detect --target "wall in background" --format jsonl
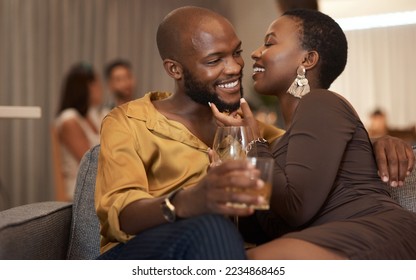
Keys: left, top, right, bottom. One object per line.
{"left": 1, "top": 0, "right": 415, "bottom": 210}
{"left": 0, "top": 0, "right": 230, "bottom": 210}
{"left": 319, "top": 0, "right": 416, "bottom": 128}
{"left": 319, "top": 0, "right": 416, "bottom": 18}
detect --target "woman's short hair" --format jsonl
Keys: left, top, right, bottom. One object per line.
{"left": 283, "top": 9, "right": 348, "bottom": 89}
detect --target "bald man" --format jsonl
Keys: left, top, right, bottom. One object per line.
{"left": 95, "top": 6, "right": 274, "bottom": 260}
{"left": 95, "top": 6, "right": 414, "bottom": 260}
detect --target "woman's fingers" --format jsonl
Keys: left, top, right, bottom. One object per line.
{"left": 209, "top": 102, "right": 244, "bottom": 126}
{"left": 210, "top": 99, "right": 262, "bottom": 141}
{"left": 240, "top": 98, "right": 261, "bottom": 139}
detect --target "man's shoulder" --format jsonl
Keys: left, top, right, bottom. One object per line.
{"left": 104, "top": 91, "right": 172, "bottom": 122}
{"left": 128, "top": 91, "right": 172, "bottom": 109}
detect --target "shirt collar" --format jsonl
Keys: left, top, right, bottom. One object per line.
{"left": 125, "top": 92, "right": 209, "bottom": 150}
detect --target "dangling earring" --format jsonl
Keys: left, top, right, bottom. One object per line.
{"left": 287, "top": 65, "right": 310, "bottom": 98}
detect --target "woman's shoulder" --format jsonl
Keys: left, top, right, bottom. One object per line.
{"left": 302, "top": 89, "right": 360, "bottom": 119}
{"left": 55, "top": 108, "right": 82, "bottom": 127}
{"left": 57, "top": 108, "right": 81, "bottom": 120}
{"left": 303, "top": 89, "right": 352, "bottom": 108}
{"left": 305, "top": 89, "right": 339, "bottom": 101}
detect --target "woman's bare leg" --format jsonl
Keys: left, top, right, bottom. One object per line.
{"left": 246, "top": 237, "right": 348, "bottom": 260}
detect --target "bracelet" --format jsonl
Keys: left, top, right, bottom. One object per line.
{"left": 247, "top": 137, "right": 268, "bottom": 152}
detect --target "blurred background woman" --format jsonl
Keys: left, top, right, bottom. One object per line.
{"left": 54, "top": 63, "right": 105, "bottom": 201}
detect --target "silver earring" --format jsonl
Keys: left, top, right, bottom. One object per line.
{"left": 287, "top": 65, "right": 310, "bottom": 98}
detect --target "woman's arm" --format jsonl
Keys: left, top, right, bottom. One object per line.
{"left": 210, "top": 99, "right": 415, "bottom": 188}
{"left": 59, "top": 118, "right": 91, "bottom": 162}
{"left": 268, "top": 93, "right": 356, "bottom": 227}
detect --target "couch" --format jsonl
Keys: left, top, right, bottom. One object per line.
{"left": 0, "top": 145, "right": 415, "bottom": 259}
{"left": 0, "top": 145, "right": 101, "bottom": 259}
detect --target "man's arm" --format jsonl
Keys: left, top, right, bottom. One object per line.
{"left": 97, "top": 107, "right": 264, "bottom": 240}
{"left": 119, "top": 160, "right": 263, "bottom": 235}
{"left": 372, "top": 135, "right": 415, "bottom": 187}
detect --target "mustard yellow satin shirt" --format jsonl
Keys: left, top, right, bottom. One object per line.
{"left": 95, "top": 92, "right": 285, "bottom": 253}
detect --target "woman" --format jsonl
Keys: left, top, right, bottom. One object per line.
{"left": 211, "top": 9, "right": 416, "bottom": 259}
{"left": 55, "top": 62, "right": 106, "bottom": 201}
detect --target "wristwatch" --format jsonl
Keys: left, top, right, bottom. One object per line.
{"left": 161, "top": 188, "right": 183, "bottom": 223}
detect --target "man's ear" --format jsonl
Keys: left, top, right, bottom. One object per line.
{"left": 302, "top": 51, "right": 319, "bottom": 70}
{"left": 163, "top": 59, "right": 183, "bottom": 79}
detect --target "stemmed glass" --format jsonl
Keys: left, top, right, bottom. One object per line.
{"left": 212, "top": 125, "right": 251, "bottom": 229}
{"left": 212, "top": 125, "right": 251, "bottom": 165}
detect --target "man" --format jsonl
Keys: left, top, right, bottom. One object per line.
{"left": 368, "top": 109, "right": 388, "bottom": 139}
{"left": 104, "top": 59, "right": 136, "bottom": 108}
{"left": 96, "top": 6, "right": 414, "bottom": 260}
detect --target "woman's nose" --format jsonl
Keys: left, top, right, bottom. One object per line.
{"left": 251, "top": 47, "right": 263, "bottom": 60}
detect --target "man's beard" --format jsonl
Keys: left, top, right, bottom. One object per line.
{"left": 183, "top": 68, "right": 243, "bottom": 113}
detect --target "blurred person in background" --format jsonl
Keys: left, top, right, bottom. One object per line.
{"left": 55, "top": 62, "right": 106, "bottom": 201}
{"left": 104, "top": 59, "right": 136, "bottom": 108}
{"left": 367, "top": 108, "right": 389, "bottom": 139}
{"left": 368, "top": 109, "right": 416, "bottom": 145}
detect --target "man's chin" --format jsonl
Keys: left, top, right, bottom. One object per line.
{"left": 212, "top": 101, "right": 240, "bottom": 113}
{"left": 212, "top": 94, "right": 242, "bottom": 113}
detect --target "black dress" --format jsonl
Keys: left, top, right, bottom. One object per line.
{"left": 253, "top": 89, "right": 416, "bottom": 259}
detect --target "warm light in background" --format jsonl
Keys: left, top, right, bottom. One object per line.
{"left": 337, "top": 10, "right": 416, "bottom": 31}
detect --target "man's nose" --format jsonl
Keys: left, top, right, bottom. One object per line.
{"left": 224, "top": 57, "right": 243, "bottom": 74}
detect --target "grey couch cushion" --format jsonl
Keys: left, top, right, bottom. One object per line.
{"left": 0, "top": 201, "right": 72, "bottom": 259}
{"left": 67, "top": 145, "right": 101, "bottom": 259}
{"left": 389, "top": 148, "right": 416, "bottom": 212}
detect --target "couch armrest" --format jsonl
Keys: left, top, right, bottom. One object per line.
{"left": 390, "top": 174, "right": 416, "bottom": 212}
{"left": 0, "top": 201, "right": 72, "bottom": 259}
{"left": 389, "top": 148, "right": 416, "bottom": 212}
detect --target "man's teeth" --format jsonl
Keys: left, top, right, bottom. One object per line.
{"left": 217, "top": 80, "right": 239, "bottom": 88}
{"left": 253, "top": 67, "right": 265, "bottom": 73}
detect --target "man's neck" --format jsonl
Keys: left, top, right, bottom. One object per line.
{"left": 157, "top": 93, "right": 213, "bottom": 119}
{"left": 153, "top": 93, "right": 217, "bottom": 146}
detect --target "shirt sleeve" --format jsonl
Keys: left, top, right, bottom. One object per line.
{"left": 95, "top": 107, "right": 153, "bottom": 244}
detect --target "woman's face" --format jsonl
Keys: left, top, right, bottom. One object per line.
{"left": 251, "top": 16, "right": 307, "bottom": 96}
{"left": 88, "top": 78, "right": 103, "bottom": 107}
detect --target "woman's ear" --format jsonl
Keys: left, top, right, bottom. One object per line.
{"left": 163, "top": 59, "right": 183, "bottom": 80}
{"left": 302, "top": 51, "right": 319, "bottom": 70}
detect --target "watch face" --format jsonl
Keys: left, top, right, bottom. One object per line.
{"left": 161, "top": 199, "right": 176, "bottom": 222}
